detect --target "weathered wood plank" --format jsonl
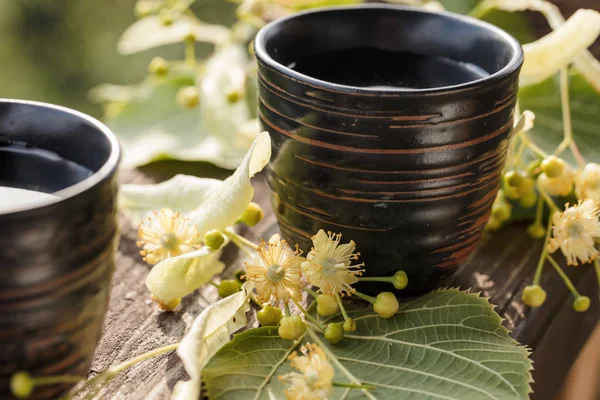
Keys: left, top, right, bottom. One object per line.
{"left": 87, "top": 171, "right": 598, "bottom": 399}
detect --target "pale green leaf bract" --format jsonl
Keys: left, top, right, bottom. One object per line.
{"left": 119, "top": 174, "right": 222, "bottom": 224}
{"left": 172, "top": 282, "right": 254, "bottom": 400}
{"left": 118, "top": 15, "right": 229, "bottom": 55}
{"left": 203, "top": 290, "right": 533, "bottom": 400}
{"left": 145, "top": 245, "right": 226, "bottom": 306}
{"left": 119, "top": 131, "right": 271, "bottom": 234}
{"left": 519, "top": 73, "right": 600, "bottom": 164}
{"left": 199, "top": 43, "right": 258, "bottom": 156}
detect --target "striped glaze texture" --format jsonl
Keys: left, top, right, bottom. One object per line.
{"left": 256, "top": 5, "right": 523, "bottom": 294}
{"left": 0, "top": 100, "right": 120, "bottom": 399}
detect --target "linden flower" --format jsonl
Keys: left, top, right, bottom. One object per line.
{"left": 575, "top": 163, "right": 600, "bottom": 202}
{"left": 244, "top": 234, "right": 303, "bottom": 303}
{"left": 279, "top": 344, "right": 334, "bottom": 400}
{"left": 302, "top": 230, "right": 365, "bottom": 296}
{"left": 548, "top": 200, "right": 600, "bottom": 266}
{"left": 137, "top": 208, "right": 202, "bottom": 265}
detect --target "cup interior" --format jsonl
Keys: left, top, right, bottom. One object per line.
{"left": 256, "top": 5, "right": 522, "bottom": 91}
{"left": 0, "top": 100, "right": 119, "bottom": 213}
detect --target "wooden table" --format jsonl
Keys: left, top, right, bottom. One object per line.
{"left": 88, "top": 167, "right": 599, "bottom": 400}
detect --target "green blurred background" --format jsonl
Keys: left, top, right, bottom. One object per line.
{"left": 0, "top": 0, "right": 595, "bottom": 120}
{"left": 0, "top": 0, "right": 238, "bottom": 118}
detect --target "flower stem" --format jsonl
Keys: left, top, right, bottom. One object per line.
{"left": 333, "top": 382, "right": 376, "bottom": 390}
{"left": 533, "top": 216, "right": 553, "bottom": 285}
{"left": 546, "top": 254, "right": 580, "bottom": 298}
{"left": 292, "top": 298, "right": 324, "bottom": 331}
{"left": 223, "top": 228, "right": 258, "bottom": 257}
{"left": 358, "top": 276, "right": 392, "bottom": 283}
{"left": 209, "top": 281, "right": 219, "bottom": 289}
{"left": 515, "top": 141, "right": 527, "bottom": 169}
{"left": 284, "top": 302, "right": 291, "bottom": 317}
{"left": 533, "top": 195, "right": 544, "bottom": 228}
{"left": 520, "top": 133, "right": 548, "bottom": 159}
{"left": 335, "top": 294, "right": 351, "bottom": 322}
{"left": 107, "top": 343, "right": 179, "bottom": 375}
{"left": 594, "top": 259, "right": 600, "bottom": 301}
{"left": 353, "top": 291, "right": 376, "bottom": 305}
{"left": 305, "top": 288, "right": 319, "bottom": 299}
{"left": 33, "top": 375, "right": 83, "bottom": 386}
{"left": 249, "top": 294, "right": 262, "bottom": 307}
{"left": 554, "top": 68, "right": 586, "bottom": 167}
{"left": 468, "top": 2, "right": 492, "bottom": 19}
{"left": 63, "top": 343, "right": 179, "bottom": 398}
{"left": 185, "top": 36, "right": 196, "bottom": 67}
{"left": 555, "top": 68, "right": 573, "bottom": 156}
{"left": 539, "top": 188, "right": 560, "bottom": 213}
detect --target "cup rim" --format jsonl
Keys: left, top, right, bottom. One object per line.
{"left": 255, "top": 4, "right": 524, "bottom": 96}
{"left": 0, "top": 99, "right": 120, "bottom": 217}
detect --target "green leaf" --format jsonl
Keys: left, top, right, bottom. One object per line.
{"left": 204, "top": 290, "right": 533, "bottom": 400}
{"left": 519, "top": 73, "right": 600, "bottom": 163}
{"left": 94, "top": 68, "right": 249, "bottom": 169}
{"left": 438, "top": 0, "right": 479, "bottom": 14}
{"left": 480, "top": 10, "right": 534, "bottom": 44}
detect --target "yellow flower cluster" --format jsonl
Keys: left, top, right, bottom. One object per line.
{"left": 279, "top": 344, "right": 334, "bottom": 400}
{"left": 244, "top": 230, "right": 366, "bottom": 304}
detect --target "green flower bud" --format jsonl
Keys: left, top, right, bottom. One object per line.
{"left": 238, "top": 202, "right": 264, "bottom": 226}
{"left": 11, "top": 371, "right": 34, "bottom": 399}
{"left": 504, "top": 171, "right": 523, "bottom": 188}
{"left": 573, "top": 296, "right": 591, "bottom": 312}
{"left": 226, "top": 88, "right": 243, "bottom": 104}
{"left": 148, "top": 57, "right": 169, "bottom": 76}
{"left": 343, "top": 318, "right": 356, "bottom": 332}
{"left": 491, "top": 200, "right": 512, "bottom": 221}
{"left": 176, "top": 86, "right": 200, "bottom": 109}
{"left": 392, "top": 270, "right": 408, "bottom": 290}
{"left": 324, "top": 323, "right": 344, "bottom": 344}
{"left": 159, "top": 9, "right": 177, "bottom": 26}
{"left": 373, "top": 292, "right": 399, "bottom": 318}
{"left": 234, "top": 269, "right": 246, "bottom": 283}
{"left": 278, "top": 316, "right": 306, "bottom": 340}
{"left": 218, "top": 280, "right": 240, "bottom": 298}
{"left": 521, "top": 285, "right": 546, "bottom": 308}
{"left": 518, "top": 177, "right": 536, "bottom": 195}
{"left": 204, "top": 229, "right": 225, "bottom": 250}
{"left": 257, "top": 305, "right": 283, "bottom": 326}
{"left": 485, "top": 216, "right": 502, "bottom": 232}
{"left": 519, "top": 191, "right": 537, "bottom": 208}
{"left": 503, "top": 184, "right": 520, "bottom": 200}
{"left": 316, "top": 294, "right": 339, "bottom": 317}
{"left": 541, "top": 155, "right": 565, "bottom": 178}
{"left": 526, "top": 224, "right": 546, "bottom": 239}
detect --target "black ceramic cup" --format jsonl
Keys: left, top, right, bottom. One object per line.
{"left": 0, "top": 100, "right": 120, "bottom": 399}
{"left": 255, "top": 5, "right": 523, "bottom": 294}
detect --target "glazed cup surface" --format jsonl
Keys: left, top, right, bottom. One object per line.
{"left": 255, "top": 5, "right": 523, "bottom": 294}
{"left": 0, "top": 100, "right": 120, "bottom": 399}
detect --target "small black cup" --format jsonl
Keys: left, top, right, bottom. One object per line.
{"left": 255, "top": 5, "right": 523, "bottom": 294}
{"left": 0, "top": 100, "right": 120, "bottom": 399}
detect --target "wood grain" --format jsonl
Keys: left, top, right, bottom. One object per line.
{"left": 82, "top": 168, "right": 599, "bottom": 399}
